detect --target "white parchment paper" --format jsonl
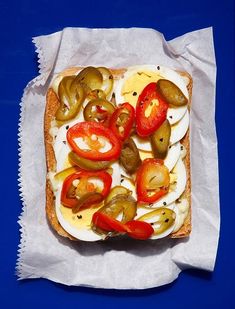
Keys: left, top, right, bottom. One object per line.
{"left": 16, "top": 27, "right": 220, "bottom": 289}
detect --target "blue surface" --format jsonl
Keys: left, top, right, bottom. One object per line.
{"left": 0, "top": 0, "right": 234, "bottom": 308}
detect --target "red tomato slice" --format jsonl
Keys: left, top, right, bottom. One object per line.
{"left": 67, "top": 122, "right": 121, "bottom": 161}
{"left": 125, "top": 220, "right": 154, "bottom": 240}
{"left": 109, "top": 103, "right": 135, "bottom": 141}
{"left": 136, "top": 83, "right": 168, "bottom": 137}
{"left": 61, "top": 171, "right": 112, "bottom": 208}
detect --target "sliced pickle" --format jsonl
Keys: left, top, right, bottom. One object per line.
{"left": 56, "top": 76, "right": 85, "bottom": 121}
{"left": 83, "top": 99, "right": 115, "bottom": 126}
{"left": 75, "top": 67, "right": 103, "bottom": 92}
{"left": 54, "top": 166, "right": 80, "bottom": 183}
{"left": 87, "top": 89, "right": 106, "bottom": 100}
{"left": 72, "top": 192, "right": 104, "bottom": 213}
{"left": 138, "top": 208, "right": 176, "bottom": 235}
{"left": 99, "top": 194, "right": 137, "bottom": 223}
{"left": 151, "top": 119, "right": 171, "bottom": 159}
{"left": 157, "top": 79, "right": 188, "bottom": 106}
{"left": 97, "top": 67, "right": 114, "bottom": 96}
{"left": 68, "top": 151, "right": 111, "bottom": 171}
{"left": 120, "top": 138, "right": 142, "bottom": 174}
{"left": 105, "top": 186, "right": 131, "bottom": 204}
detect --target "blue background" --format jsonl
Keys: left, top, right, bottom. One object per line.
{"left": 0, "top": 0, "right": 234, "bottom": 308}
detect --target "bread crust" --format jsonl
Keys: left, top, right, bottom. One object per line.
{"left": 44, "top": 67, "right": 192, "bottom": 240}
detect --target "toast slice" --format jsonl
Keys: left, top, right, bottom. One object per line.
{"left": 44, "top": 67, "right": 192, "bottom": 240}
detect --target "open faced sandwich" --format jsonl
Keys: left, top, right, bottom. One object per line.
{"left": 45, "top": 65, "right": 192, "bottom": 241}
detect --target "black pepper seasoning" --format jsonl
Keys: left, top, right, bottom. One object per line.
{"left": 169, "top": 116, "right": 173, "bottom": 119}
{"left": 157, "top": 66, "right": 160, "bottom": 70}
{"left": 77, "top": 215, "right": 82, "bottom": 219}
{"left": 160, "top": 138, "right": 164, "bottom": 142}
{"left": 66, "top": 125, "right": 69, "bottom": 130}
{"left": 63, "top": 141, "right": 66, "bottom": 145}
{"left": 163, "top": 202, "right": 167, "bottom": 206}
{"left": 133, "top": 91, "right": 137, "bottom": 96}
{"left": 165, "top": 218, "right": 169, "bottom": 223}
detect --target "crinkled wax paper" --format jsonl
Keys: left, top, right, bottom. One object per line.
{"left": 16, "top": 27, "right": 219, "bottom": 289}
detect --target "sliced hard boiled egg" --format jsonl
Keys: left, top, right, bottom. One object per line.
{"left": 55, "top": 184, "right": 103, "bottom": 241}
{"left": 170, "top": 109, "right": 189, "bottom": 145}
{"left": 133, "top": 135, "right": 151, "bottom": 152}
{"left": 167, "top": 105, "right": 187, "bottom": 125}
{"left": 120, "top": 175, "right": 137, "bottom": 200}
{"left": 164, "top": 142, "right": 181, "bottom": 171}
{"left": 115, "top": 65, "right": 189, "bottom": 108}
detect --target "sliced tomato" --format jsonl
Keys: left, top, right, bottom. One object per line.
{"left": 125, "top": 220, "right": 154, "bottom": 240}
{"left": 136, "top": 158, "right": 170, "bottom": 203}
{"left": 109, "top": 103, "right": 135, "bottom": 141}
{"left": 92, "top": 212, "right": 154, "bottom": 240}
{"left": 67, "top": 122, "right": 121, "bottom": 161}
{"left": 61, "top": 170, "right": 112, "bottom": 208}
{"left": 136, "top": 83, "right": 168, "bottom": 137}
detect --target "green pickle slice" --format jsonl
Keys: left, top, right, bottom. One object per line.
{"left": 138, "top": 207, "right": 176, "bottom": 235}
{"left": 151, "top": 119, "right": 171, "bottom": 159}
{"left": 157, "top": 79, "right": 188, "bottom": 106}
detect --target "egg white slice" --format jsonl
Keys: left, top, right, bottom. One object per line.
{"left": 143, "top": 157, "right": 187, "bottom": 208}
{"left": 164, "top": 142, "right": 181, "bottom": 171}
{"left": 133, "top": 135, "right": 151, "bottom": 152}
{"left": 120, "top": 176, "right": 137, "bottom": 200}
{"left": 167, "top": 105, "right": 187, "bottom": 125}
{"left": 170, "top": 109, "right": 189, "bottom": 145}
{"left": 135, "top": 203, "right": 176, "bottom": 239}
{"left": 55, "top": 184, "right": 103, "bottom": 241}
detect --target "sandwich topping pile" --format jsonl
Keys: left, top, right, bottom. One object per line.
{"left": 46, "top": 65, "right": 191, "bottom": 241}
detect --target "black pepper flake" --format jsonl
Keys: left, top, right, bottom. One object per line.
{"left": 151, "top": 223, "right": 154, "bottom": 226}
{"left": 149, "top": 203, "right": 153, "bottom": 207}
{"left": 181, "top": 146, "right": 184, "bottom": 150}
{"left": 169, "top": 145, "right": 172, "bottom": 149}
{"left": 163, "top": 202, "right": 167, "bottom": 206}
{"left": 157, "top": 66, "right": 160, "bottom": 70}
{"left": 160, "top": 138, "right": 164, "bottom": 142}
{"left": 169, "top": 116, "right": 173, "bottom": 119}
{"left": 77, "top": 215, "right": 82, "bottom": 219}
{"left": 109, "top": 75, "right": 113, "bottom": 80}
{"left": 120, "top": 178, "right": 124, "bottom": 183}
{"left": 165, "top": 218, "right": 169, "bottom": 223}
{"left": 53, "top": 196, "right": 56, "bottom": 200}
{"left": 66, "top": 125, "right": 69, "bottom": 130}
{"left": 133, "top": 91, "right": 137, "bottom": 96}
{"left": 63, "top": 141, "right": 66, "bottom": 144}
{"left": 162, "top": 212, "right": 166, "bottom": 215}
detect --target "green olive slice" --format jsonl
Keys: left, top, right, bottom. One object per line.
{"left": 83, "top": 99, "right": 115, "bottom": 125}
{"left": 138, "top": 208, "right": 176, "bottom": 235}
{"left": 56, "top": 76, "right": 85, "bottom": 121}
{"left": 105, "top": 186, "right": 131, "bottom": 204}
{"left": 151, "top": 119, "right": 171, "bottom": 159}
{"left": 72, "top": 192, "right": 104, "bottom": 213}
{"left": 97, "top": 67, "right": 114, "bottom": 96}
{"left": 120, "top": 138, "right": 142, "bottom": 174}
{"left": 75, "top": 67, "right": 103, "bottom": 92}
{"left": 68, "top": 151, "right": 111, "bottom": 171}
{"left": 157, "top": 79, "right": 188, "bottom": 106}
